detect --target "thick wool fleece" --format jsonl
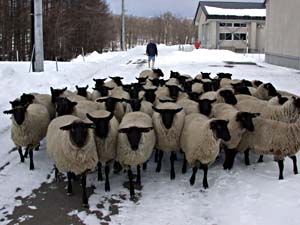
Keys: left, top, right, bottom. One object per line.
{"left": 176, "top": 99, "right": 199, "bottom": 115}
{"left": 125, "top": 101, "right": 154, "bottom": 117}
{"left": 30, "top": 93, "right": 55, "bottom": 119}
{"left": 46, "top": 115, "right": 98, "bottom": 175}
{"left": 11, "top": 103, "right": 50, "bottom": 147}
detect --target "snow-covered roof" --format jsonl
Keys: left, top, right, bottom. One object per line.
{"left": 205, "top": 6, "right": 266, "bottom": 17}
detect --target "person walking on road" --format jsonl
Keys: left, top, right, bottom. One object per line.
{"left": 146, "top": 40, "right": 158, "bottom": 69}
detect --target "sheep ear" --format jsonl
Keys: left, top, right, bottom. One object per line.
{"left": 50, "top": 87, "right": 54, "bottom": 93}
{"left": 119, "top": 128, "right": 129, "bottom": 133}
{"left": 107, "top": 87, "right": 114, "bottom": 90}
{"left": 60, "top": 124, "right": 73, "bottom": 130}
{"left": 71, "top": 102, "right": 78, "bottom": 107}
{"left": 209, "top": 99, "right": 217, "bottom": 104}
{"left": 76, "top": 85, "right": 79, "bottom": 89}
{"left": 63, "top": 87, "right": 67, "bottom": 91}
{"left": 3, "top": 109, "right": 14, "bottom": 114}
{"left": 174, "top": 107, "right": 183, "bottom": 113}
{"left": 86, "top": 113, "right": 95, "bottom": 122}
{"left": 152, "top": 106, "right": 161, "bottom": 113}
{"left": 85, "top": 85, "right": 89, "bottom": 89}
{"left": 96, "top": 98, "right": 107, "bottom": 103}
{"left": 139, "top": 127, "right": 153, "bottom": 133}
{"left": 107, "top": 112, "right": 114, "bottom": 121}
{"left": 210, "top": 121, "right": 217, "bottom": 130}
{"left": 93, "top": 78, "right": 97, "bottom": 82}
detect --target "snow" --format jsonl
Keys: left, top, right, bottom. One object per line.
{"left": 205, "top": 6, "right": 266, "bottom": 17}
{"left": 0, "top": 45, "right": 300, "bottom": 225}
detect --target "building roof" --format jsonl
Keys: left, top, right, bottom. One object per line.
{"left": 194, "top": 1, "right": 266, "bottom": 24}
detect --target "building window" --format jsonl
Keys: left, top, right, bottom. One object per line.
{"left": 234, "top": 33, "right": 247, "bottom": 40}
{"left": 219, "top": 33, "right": 232, "bottom": 40}
{"left": 234, "top": 23, "right": 247, "bottom": 27}
{"left": 220, "top": 23, "right": 232, "bottom": 27}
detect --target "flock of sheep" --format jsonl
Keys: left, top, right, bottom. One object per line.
{"left": 3, "top": 68, "right": 300, "bottom": 207}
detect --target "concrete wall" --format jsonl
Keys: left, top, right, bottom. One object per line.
{"left": 265, "top": 0, "right": 300, "bottom": 69}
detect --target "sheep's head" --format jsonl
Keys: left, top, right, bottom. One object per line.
{"left": 211, "top": 79, "right": 221, "bottom": 91}
{"left": 231, "top": 83, "right": 252, "bottom": 95}
{"left": 210, "top": 119, "right": 231, "bottom": 142}
{"left": 153, "top": 68, "right": 164, "bottom": 78}
{"left": 76, "top": 85, "right": 89, "bottom": 97}
{"left": 201, "top": 72, "right": 212, "bottom": 80}
{"left": 50, "top": 87, "right": 67, "bottom": 103}
{"left": 252, "top": 80, "right": 263, "bottom": 88}
{"left": 3, "top": 104, "right": 29, "bottom": 125}
{"left": 93, "top": 86, "right": 113, "bottom": 97}
{"left": 182, "top": 80, "right": 193, "bottom": 92}
{"left": 149, "top": 78, "right": 160, "bottom": 87}
{"left": 241, "top": 79, "right": 253, "bottom": 87}
{"left": 187, "top": 92, "right": 202, "bottom": 101}
{"left": 135, "top": 77, "right": 148, "bottom": 84}
{"left": 277, "top": 94, "right": 288, "bottom": 105}
{"left": 123, "top": 98, "right": 143, "bottom": 112}
{"left": 219, "top": 89, "right": 237, "bottom": 105}
{"left": 194, "top": 79, "right": 212, "bottom": 92}
{"left": 93, "top": 78, "right": 107, "bottom": 89}
{"left": 86, "top": 112, "right": 113, "bottom": 139}
{"left": 217, "top": 72, "right": 232, "bottom": 79}
{"left": 60, "top": 121, "right": 94, "bottom": 148}
{"left": 153, "top": 106, "right": 183, "bottom": 129}
{"left": 292, "top": 97, "right": 300, "bottom": 108}
{"left": 123, "top": 83, "right": 143, "bottom": 99}
{"left": 263, "top": 83, "right": 277, "bottom": 97}
{"left": 170, "top": 70, "right": 180, "bottom": 79}
{"left": 143, "top": 87, "right": 157, "bottom": 103}
{"left": 109, "top": 76, "right": 124, "bottom": 86}
{"left": 97, "top": 97, "right": 122, "bottom": 113}
{"left": 119, "top": 126, "right": 153, "bottom": 151}
{"left": 166, "top": 85, "right": 183, "bottom": 100}
{"left": 20, "top": 93, "right": 35, "bottom": 105}
{"left": 236, "top": 112, "right": 260, "bottom": 132}
{"left": 55, "top": 97, "right": 77, "bottom": 117}
{"left": 196, "top": 99, "right": 216, "bottom": 116}
{"left": 9, "top": 99, "right": 22, "bottom": 108}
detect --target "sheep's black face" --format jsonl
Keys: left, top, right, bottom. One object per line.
{"left": 201, "top": 72, "right": 211, "bottom": 80}
{"left": 136, "top": 77, "right": 148, "bottom": 84}
{"left": 167, "top": 85, "right": 182, "bottom": 100}
{"left": 202, "top": 82, "right": 213, "bottom": 92}
{"left": 211, "top": 79, "right": 220, "bottom": 91}
{"left": 60, "top": 122, "right": 93, "bottom": 148}
{"left": 198, "top": 99, "right": 215, "bottom": 116}
{"left": 50, "top": 87, "right": 67, "bottom": 103}
{"left": 87, "top": 113, "right": 113, "bottom": 139}
{"left": 217, "top": 73, "right": 232, "bottom": 79}
{"left": 130, "top": 99, "right": 142, "bottom": 112}
{"left": 153, "top": 68, "right": 164, "bottom": 78}
{"left": 183, "top": 80, "right": 193, "bottom": 92}
{"left": 105, "top": 98, "right": 120, "bottom": 113}
{"left": 119, "top": 127, "right": 153, "bottom": 151}
{"left": 55, "top": 97, "right": 77, "bottom": 117}
{"left": 188, "top": 92, "right": 201, "bottom": 101}
{"left": 144, "top": 89, "right": 156, "bottom": 103}
{"left": 150, "top": 78, "right": 160, "bottom": 87}
{"left": 236, "top": 112, "right": 260, "bottom": 132}
{"left": 170, "top": 71, "right": 180, "bottom": 79}
{"left": 264, "top": 83, "right": 277, "bottom": 97}
{"left": 253, "top": 80, "right": 263, "bottom": 87}
{"left": 109, "top": 76, "right": 123, "bottom": 86}
{"left": 4, "top": 105, "right": 28, "bottom": 125}
{"left": 223, "top": 147, "right": 238, "bottom": 170}
{"left": 129, "top": 84, "right": 143, "bottom": 99}
{"left": 93, "top": 86, "right": 113, "bottom": 97}
{"left": 241, "top": 79, "right": 253, "bottom": 87}
{"left": 210, "top": 120, "right": 231, "bottom": 142}
{"left": 76, "top": 85, "right": 88, "bottom": 97}
{"left": 232, "top": 85, "right": 251, "bottom": 95}
{"left": 9, "top": 99, "right": 22, "bottom": 108}
{"left": 20, "top": 93, "right": 35, "bottom": 105}
{"left": 153, "top": 107, "right": 183, "bottom": 129}
{"left": 219, "top": 90, "right": 237, "bottom": 105}
{"left": 93, "top": 78, "right": 106, "bottom": 89}
{"left": 293, "top": 97, "right": 300, "bottom": 108}
{"left": 278, "top": 95, "right": 288, "bottom": 105}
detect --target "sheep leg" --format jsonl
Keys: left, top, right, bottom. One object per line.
{"left": 54, "top": 165, "right": 59, "bottom": 181}
{"left": 128, "top": 168, "right": 135, "bottom": 199}
{"left": 244, "top": 149, "right": 250, "bottom": 166}
{"left": 18, "top": 147, "right": 24, "bottom": 163}
{"left": 156, "top": 150, "right": 164, "bottom": 173}
{"left": 257, "top": 155, "right": 264, "bottom": 163}
{"left": 24, "top": 147, "right": 29, "bottom": 158}
{"left": 202, "top": 164, "right": 209, "bottom": 189}
{"left": 29, "top": 148, "right": 34, "bottom": 170}
{"left": 67, "top": 172, "right": 73, "bottom": 196}
{"left": 278, "top": 160, "right": 284, "bottom": 180}
{"left": 154, "top": 149, "right": 159, "bottom": 163}
{"left": 223, "top": 148, "right": 237, "bottom": 170}
{"left": 105, "top": 165, "right": 110, "bottom": 192}
{"left": 182, "top": 152, "right": 187, "bottom": 174}
{"left": 143, "top": 161, "right": 147, "bottom": 171}
{"left": 35, "top": 144, "right": 40, "bottom": 151}
{"left": 81, "top": 175, "right": 88, "bottom": 208}
{"left": 136, "top": 165, "right": 141, "bottom": 186}
{"left": 113, "top": 161, "right": 123, "bottom": 174}
{"left": 190, "top": 167, "right": 198, "bottom": 186}
{"left": 170, "top": 152, "right": 176, "bottom": 180}
{"left": 289, "top": 156, "right": 298, "bottom": 174}
{"left": 97, "top": 162, "right": 103, "bottom": 181}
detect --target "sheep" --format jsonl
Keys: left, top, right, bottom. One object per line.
{"left": 176, "top": 98, "right": 216, "bottom": 117}
{"left": 117, "top": 112, "right": 155, "bottom": 199}
{"left": 180, "top": 113, "right": 230, "bottom": 189}
{"left": 268, "top": 94, "right": 289, "bottom": 106}
{"left": 251, "top": 80, "right": 263, "bottom": 88}
{"left": 194, "top": 72, "right": 212, "bottom": 80}
{"left": 86, "top": 111, "right": 119, "bottom": 192}
{"left": 252, "top": 83, "right": 278, "bottom": 100}
{"left": 235, "top": 97, "right": 300, "bottom": 123}
{"left": 236, "top": 117, "right": 300, "bottom": 180}
{"left": 152, "top": 102, "right": 185, "bottom": 179}
{"left": 46, "top": 115, "right": 98, "bottom": 207}
{"left": 93, "top": 78, "right": 107, "bottom": 88}
{"left": 200, "top": 87, "right": 237, "bottom": 105}
{"left": 216, "top": 72, "right": 232, "bottom": 79}
{"left": 75, "top": 85, "right": 92, "bottom": 100}
{"left": 212, "top": 103, "right": 260, "bottom": 168}
{"left": 96, "top": 96, "right": 125, "bottom": 122}
{"left": 50, "top": 87, "right": 74, "bottom": 103}
{"left": 142, "top": 86, "right": 157, "bottom": 103}
{"left": 91, "top": 86, "right": 114, "bottom": 101}
{"left": 3, "top": 103, "right": 50, "bottom": 170}
{"left": 139, "top": 68, "right": 164, "bottom": 79}
{"left": 124, "top": 98, "right": 153, "bottom": 117}
{"left": 20, "top": 93, "right": 55, "bottom": 119}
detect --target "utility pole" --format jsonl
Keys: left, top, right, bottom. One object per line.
{"left": 121, "top": 0, "right": 126, "bottom": 51}
{"left": 34, "top": 0, "right": 44, "bottom": 72}
{"left": 30, "top": 0, "right": 35, "bottom": 71}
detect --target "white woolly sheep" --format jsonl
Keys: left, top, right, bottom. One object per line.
{"left": 46, "top": 115, "right": 98, "bottom": 206}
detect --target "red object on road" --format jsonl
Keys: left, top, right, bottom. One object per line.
{"left": 194, "top": 41, "right": 201, "bottom": 49}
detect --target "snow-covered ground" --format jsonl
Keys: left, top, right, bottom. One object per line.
{"left": 0, "top": 45, "right": 300, "bottom": 225}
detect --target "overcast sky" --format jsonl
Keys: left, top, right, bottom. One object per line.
{"left": 105, "top": 0, "right": 264, "bottom": 18}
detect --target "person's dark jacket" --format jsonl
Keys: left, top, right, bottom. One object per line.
{"left": 146, "top": 43, "right": 158, "bottom": 56}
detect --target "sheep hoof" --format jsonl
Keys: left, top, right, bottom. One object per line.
{"left": 279, "top": 176, "right": 284, "bottom": 180}
{"left": 190, "top": 178, "right": 195, "bottom": 186}
{"left": 30, "top": 165, "right": 34, "bottom": 170}
{"left": 294, "top": 170, "right": 298, "bottom": 175}
{"left": 170, "top": 173, "right": 175, "bottom": 180}
{"left": 203, "top": 182, "right": 209, "bottom": 189}
{"left": 105, "top": 185, "right": 110, "bottom": 192}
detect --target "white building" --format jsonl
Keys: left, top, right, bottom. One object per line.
{"left": 194, "top": 1, "right": 266, "bottom": 53}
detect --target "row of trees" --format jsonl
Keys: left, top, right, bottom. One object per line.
{"left": 0, "top": 1, "right": 196, "bottom": 61}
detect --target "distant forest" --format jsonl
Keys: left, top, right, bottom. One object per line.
{"left": 0, "top": 0, "right": 196, "bottom": 61}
